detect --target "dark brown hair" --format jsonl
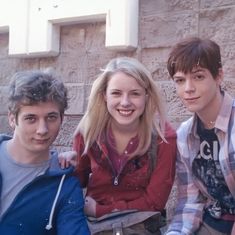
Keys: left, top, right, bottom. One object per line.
{"left": 167, "top": 37, "right": 222, "bottom": 78}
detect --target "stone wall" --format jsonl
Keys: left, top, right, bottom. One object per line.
{"left": 0, "top": 0, "right": 235, "bottom": 220}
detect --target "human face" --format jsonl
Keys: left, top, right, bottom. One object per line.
{"left": 8, "top": 101, "right": 62, "bottom": 163}
{"left": 105, "top": 72, "right": 147, "bottom": 131}
{"left": 173, "top": 67, "right": 223, "bottom": 116}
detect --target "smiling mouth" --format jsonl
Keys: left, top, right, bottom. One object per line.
{"left": 118, "top": 110, "right": 133, "bottom": 116}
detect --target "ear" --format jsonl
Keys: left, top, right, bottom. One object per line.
{"left": 103, "top": 92, "right": 107, "bottom": 102}
{"left": 216, "top": 68, "right": 224, "bottom": 86}
{"left": 60, "top": 114, "right": 64, "bottom": 123}
{"left": 145, "top": 93, "right": 149, "bottom": 101}
{"left": 8, "top": 112, "right": 16, "bottom": 129}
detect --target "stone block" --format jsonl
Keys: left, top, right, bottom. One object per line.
{"left": 0, "top": 115, "right": 12, "bottom": 135}
{"left": 0, "top": 86, "right": 9, "bottom": 114}
{"left": 157, "top": 81, "right": 193, "bottom": 118}
{"left": 199, "top": 8, "right": 235, "bottom": 43}
{"left": 66, "top": 84, "right": 86, "bottom": 115}
{"left": 200, "top": 0, "right": 235, "bottom": 9}
{"left": 221, "top": 44, "right": 235, "bottom": 79}
{"left": 0, "top": 58, "right": 38, "bottom": 85}
{"left": 53, "top": 115, "right": 81, "bottom": 148}
{"left": 140, "top": 13, "right": 198, "bottom": 48}
{"left": 140, "top": 0, "right": 198, "bottom": 16}
{"left": 222, "top": 79, "right": 235, "bottom": 97}
{"left": 141, "top": 48, "right": 171, "bottom": 81}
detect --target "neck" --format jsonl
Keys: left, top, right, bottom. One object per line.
{"left": 7, "top": 139, "right": 49, "bottom": 164}
{"left": 110, "top": 122, "right": 138, "bottom": 155}
{"left": 110, "top": 120, "right": 138, "bottom": 137}
{"left": 197, "top": 91, "right": 223, "bottom": 129}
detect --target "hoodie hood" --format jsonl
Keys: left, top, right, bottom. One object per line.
{"left": 0, "top": 134, "right": 11, "bottom": 143}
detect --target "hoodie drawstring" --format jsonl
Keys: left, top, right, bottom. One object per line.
{"left": 45, "top": 174, "right": 66, "bottom": 230}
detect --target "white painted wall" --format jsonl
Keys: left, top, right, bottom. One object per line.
{"left": 0, "top": 0, "right": 139, "bottom": 57}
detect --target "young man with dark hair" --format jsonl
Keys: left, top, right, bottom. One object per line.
{"left": 166, "top": 37, "right": 235, "bottom": 235}
{"left": 0, "top": 70, "right": 90, "bottom": 235}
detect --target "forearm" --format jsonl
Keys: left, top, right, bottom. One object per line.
{"left": 95, "top": 187, "right": 171, "bottom": 218}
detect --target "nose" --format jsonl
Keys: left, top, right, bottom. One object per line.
{"left": 36, "top": 120, "right": 48, "bottom": 135}
{"left": 184, "top": 79, "right": 195, "bottom": 93}
{"left": 120, "top": 94, "right": 131, "bottom": 106}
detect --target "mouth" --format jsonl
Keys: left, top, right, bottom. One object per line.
{"left": 184, "top": 97, "right": 200, "bottom": 102}
{"left": 118, "top": 109, "right": 134, "bottom": 116}
{"left": 34, "top": 138, "right": 50, "bottom": 144}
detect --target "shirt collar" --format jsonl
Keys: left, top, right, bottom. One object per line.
{"left": 189, "top": 92, "right": 234, "bottom": 135}
{"left": 215, "top": 92, "right": 234, "bottom": 132}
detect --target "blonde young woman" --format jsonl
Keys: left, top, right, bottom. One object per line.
{"left": 61, "top": 57, "right": 177, "bottom": 234}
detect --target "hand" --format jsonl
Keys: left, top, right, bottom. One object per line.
{"left": 84, "top": 196, "right": 97, "bottom": 217}
{"left": 58, "top": 151, "right": 77, "bottom": 169}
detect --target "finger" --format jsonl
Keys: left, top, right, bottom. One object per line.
{"left": 70, "top": 159, "right": 78, "bottom": 167}
{"left": 66, "top": 160, "right": 70, "bottom": 168}
{"left": 59, "top": 159, "right": 66, "bottom": 169}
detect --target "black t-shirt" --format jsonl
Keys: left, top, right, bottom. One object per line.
{"left": 192, "top": 121, "right": 235, "bottom": 233}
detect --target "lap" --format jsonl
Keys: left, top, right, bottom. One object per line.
{"left": 94, "top": 222, "right": 161, "bottom": 235}
{"left": 196, "top": 222, "right": 230, "bottom": 235}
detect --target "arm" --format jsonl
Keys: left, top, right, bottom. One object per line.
{"left": 166, "top": 125, "right": 205, "bottom": 235}
{"left": 125, "top": 133, "right": 177, "bottom": 210}
{"left": 57, "top": 177, "right": 90, "bottom": 235}
{"left": 166, "top": 153, "right": 204, "bottom": 235}
{"left": 73, "top": 134, "right": 91, "bottom": 187}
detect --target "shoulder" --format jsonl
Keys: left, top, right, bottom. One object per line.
{"left": 163, "top": 122, "right": 177, "bottom": 140}
{"left": 177, "top": 117, "right": 194, "bottom": 137}
{"left": 49, "top": 151, "right": 76, "bottom": 175}
{"left": 74, "top": 132, "right": 84, "bottom": 143}
{"left": 55, "top": 174, "right": 85, "bottom": 211}
{"left": 57, "top": 172, "right": 83, "bottom": 198}
{"left": 64, "top": 174, "right": 82, "bottom": 189}
{"left": 156, "top": 122, "right": 177, "bottom": 150}
{"left": 73, "top": 133, "right": 85, "bottom": 150}
{"left": 0, "top": 134, "right": 12, "bottom": 143}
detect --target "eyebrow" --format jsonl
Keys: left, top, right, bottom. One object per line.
{"left": 191, "top": 68, "right": 205, "bottom": 73}
{"left": 173, "top": 75, "right": 184, "bottom": 79}
{"left": 47, "top": 112, "right": 60, "bottom": 116}
{"left": 23, "top": 111, "right": 60, "bottom": 117}
{"left": 173, "top": 68, "right": 206, "bottom": 78}
{"left": 110, "top": 88, "right": 143, "bottom": 92}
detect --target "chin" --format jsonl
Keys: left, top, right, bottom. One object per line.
{"left": 185, "top": 104, "right": 199, "bottom": 113}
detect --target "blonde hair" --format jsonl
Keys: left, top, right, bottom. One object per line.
{"left": 74, "top": 57, "right": 166, "bottom": 156}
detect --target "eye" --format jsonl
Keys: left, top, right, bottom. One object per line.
{"left": 130, "top": 91, "right": 142, "bottom": 96}
{"left": 173, "top": 77, "right": 185, "bottom": 84}
{"left": 24, "top": 116, "right": 36, "bottom": 123}
{"left": 110, "top": 90, "right": 121, "bottom": 96}
{"left": 47, "top": 114, "right": 59, "bottom": 122}
{"left": 194, "top": 74, "right": 204, "bottom": 80}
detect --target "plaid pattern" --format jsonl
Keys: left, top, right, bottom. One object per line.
{"left": 166, "top": 92, "right": 235, "bottom": 235}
